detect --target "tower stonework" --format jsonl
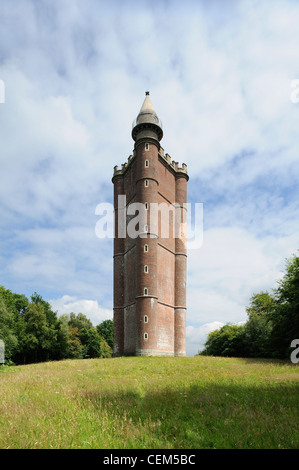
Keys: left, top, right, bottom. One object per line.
{"left": 112, "top": 92, "right": 188, "bottom": 356}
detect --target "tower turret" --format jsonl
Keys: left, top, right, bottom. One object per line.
{"left": 112, "top": 92, "right": 188, "bottom": 357}
{"left": 132, "top": 91, "right": 163, "bottom": 143}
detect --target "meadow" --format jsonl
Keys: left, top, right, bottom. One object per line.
{"left": 0, "top": 356, "right": 298, "bottom": 449}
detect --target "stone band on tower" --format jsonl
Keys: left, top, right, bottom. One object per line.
{"left": 112, "top": 92, "right": 188, "bottom": 356}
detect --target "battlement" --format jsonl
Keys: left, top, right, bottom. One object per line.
{"left": 113, "top": 146, "right": 188, "bottom": 179}
{"left": 158, "top": 147, "right": 188, "bottom": 175}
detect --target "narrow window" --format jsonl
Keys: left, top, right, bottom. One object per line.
{"left": 144, "top": 287, "right": 148, "bottom": 296}
{"left": 144, "top": 244, "right": 148, "bottom": 252}
{"left": 144, "top": 332, "right": 148, "bottom": 340}
{"left": 145, "top": 202, "right": 148, "bottom": 210}
{"left": 145, "top": 143, "right": 149, "bottom": 151}
{"left": 144, "top": 315, "right": 148, "bottom": 323}
{"left": 144, "top": 224, "right": 148, "bottom": 232}
{"left": 145, "top": 159, "right": 149, "bottom": 167}
{"left": 144, "top": 265, "right": 148, "bottom": 273}
{"left": 145, "top": 179, "right": 149, "bottom": 187}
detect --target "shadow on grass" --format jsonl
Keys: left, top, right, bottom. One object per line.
{"left": 81, "top": 381, "right": 299, "bottom": 449}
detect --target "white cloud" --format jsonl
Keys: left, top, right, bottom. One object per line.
{"left": 187, "top": 226, "right": 298, "bottom": 326}
{"left": 186, "top": 321, "right": 225, "bottom": 356}
{"left": 49, "top": 295, "right": 112, "bottom": 326}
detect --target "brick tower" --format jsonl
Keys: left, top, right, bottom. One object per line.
{"left": 112, "top": 92, "right": 188, "bottom": 356}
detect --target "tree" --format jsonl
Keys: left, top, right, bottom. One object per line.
{"left": 67, "top": 326, "right": 84, "bottom": 358}
{"left": 0, "top": 286, "right": 113, "bottom": 364}
{"left": 201, "top": 254, "right": 299, "bottom": 359}
{"left": 0, "top": 286, "right": 29, "bottom": 317}
{"left": 68, "top": 312, "right": 93, "bottom": 332}
{"left": 96, "top": 319, "right": 113, "bottom": 349}
{"left": 30, "top": 293, "right": 67, "bottom": 361}
{"left": 58, "top": 313, "right": 113, "bottom": 359}
{"left": 270, "top": 255, "right": 299, "bottom": 358}
{"left": 22, "top": 302, "right": 58, "bottom": 363}
{"left": 243, "top": 291, "right": 275, "bottom": 357}
{"left": 79, "top": 327, "right": 103, "bottom": 358}
{"left": 100, "top": 337, "right": 113, "bottom": 358}
{"left": 31, "top": 292, "right": 57, "bottom": 325}
{"left": 0, "top": 296, "right": 18, "bottom": 361}
{"left": 0, "top": 287, "right": 29, "bottom": 363}
{"left": 201, "top": 324, "right": 246, "bottom": 357}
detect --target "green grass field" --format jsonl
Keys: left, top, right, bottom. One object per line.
{"left": 0, "top": 356, "right": 298, "bottom": 449}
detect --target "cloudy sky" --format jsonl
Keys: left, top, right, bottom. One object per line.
{"left": 0, "top": 0, "right": 298, "bottom": 355}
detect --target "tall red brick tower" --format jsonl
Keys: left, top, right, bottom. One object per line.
{"left": 112, "top": 92, "right": 188, "bottom": 356}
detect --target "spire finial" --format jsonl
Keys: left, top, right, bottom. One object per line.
{"left": 132, "top": 91, "right": 163, "bottom": 142}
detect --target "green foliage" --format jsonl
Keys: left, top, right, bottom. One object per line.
{"left": 202, "top": 324, "right": 245, "bottom": 357}
{"left": 100, "top": 336, "right": 113, "bottom": 358}
{"left": 0, "top": 297, "right": 18, "bottom": 361}
{"left": 201, "top": 254, "right": 299, "bottom": 359}
{"left": 0, "top": 286, "right": 113, "bottom": 364}
{"left": 67, "top": 326, "right": 84, "bottom": 358}
{"left": 68, "top": 312, "right": 93, "bottom": 332}
{"left": 0, "top": 286, "right": 28, "bottom": 316}
{"left": 66, "top": 313, "right": 113, "bottom": 359}
{"left": 245, "top": 291, "right": 276, "bottom": 320}
{"left": 96, "top": 319, "right": 113, "bottom": 349}
{"left": 243, "top": 291, "right": 275, "bottom": 357}
{"left": 22, "top": 302, "right": 58, "bottom": 363}
{"left": 79, "top": 327, "right": 103, "bottom": 358}
{"left": 270, "top": 255, "right": 299, "bottom": 358}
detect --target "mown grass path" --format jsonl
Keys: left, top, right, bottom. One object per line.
{"left": 0, "top": 356, "right": 298, "bottom": 449}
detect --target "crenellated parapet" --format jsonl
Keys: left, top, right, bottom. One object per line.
{"left": 113, "top": 146, "right": 188, "bottom": 181}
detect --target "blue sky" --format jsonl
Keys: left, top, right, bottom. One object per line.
{"left": 0, "top": 0, "right": 298, "bottom": 355}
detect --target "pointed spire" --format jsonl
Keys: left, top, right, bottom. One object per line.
{"left": 138, "top": 91, "right": 156, "bottom": 116}
{"left": 132, "top": 92, "right": 163, "bottom": 142}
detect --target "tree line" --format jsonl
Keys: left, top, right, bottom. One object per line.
{"left": 0, "top": 286, "right": 113, "bottom": 364}
{"left": 200, "top": 254, "right": 299, "bottom": 359}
